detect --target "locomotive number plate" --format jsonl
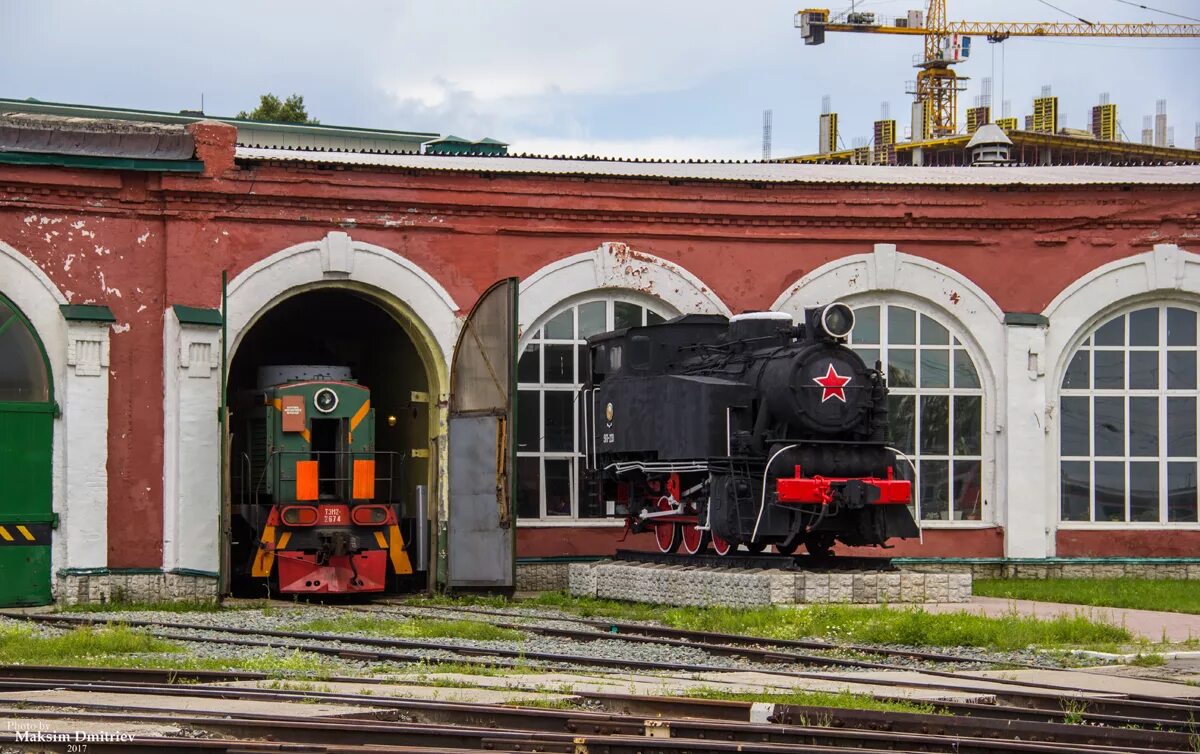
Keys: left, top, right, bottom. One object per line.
{"left": 321, "top": 506, "right": 347, "bottom": 525}
{"left": 602, "top": 433, "right": 615, "bottom": 443}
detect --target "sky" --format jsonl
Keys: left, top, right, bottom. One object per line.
{"left": 0, "top": 0, "right": 1197, "bottom": 159}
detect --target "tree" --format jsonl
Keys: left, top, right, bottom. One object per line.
{"left": 236, "top": 93, "right": 319, "bottom": 124}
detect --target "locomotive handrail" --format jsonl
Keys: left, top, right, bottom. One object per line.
{"left": 252, "top": 448, "right": 405, "bottom": 505}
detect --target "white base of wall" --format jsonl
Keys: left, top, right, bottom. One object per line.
{"left": 56, "top": 570, "right": 218, "bottom": 606}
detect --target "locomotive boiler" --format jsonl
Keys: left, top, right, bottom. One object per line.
{"left": 581, "top": 305, "right": 919, "bottom": 556}
{"left": 230, "top": 366, "right": 420, "bottom": 594}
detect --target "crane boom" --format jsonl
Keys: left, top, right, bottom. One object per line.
{"left": 797, "top": 2, "right": 1200, "bottom": 138}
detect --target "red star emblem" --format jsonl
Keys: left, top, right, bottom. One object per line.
{"left": 813, "top": 363, "right": 850, "bottom": 403}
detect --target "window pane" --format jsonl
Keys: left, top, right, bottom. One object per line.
{"left": 1094, "top": 316, "right": 1124, "bottom": 346}
{"left": 544, "top": 459, "right": 573, "bottom": 516}
{"left": 953, "top": 396, "right": 982, "bottom": 455}
{"left": 544, "top": 344, "right": 574, "bottom": 383}
{"left": 544, "top": 309, "right": 573, "bottom": 340}
{"left": 1060, "top": 460, "right": 1091, "bottom": 521}
{"left": 1129, "top": 396, "right": 1159, "bottom": 457}
{"left": 887, "top": 395, "right": 914, "bottom": 454}
{"left": 954, "top": 350, "right": 981, "bottom": 389}
{"left": 1129, "top": 308, "right": 1158, "bottom": 347}
{"left": 1060, "top": 396, "right": 1090, "bottom": 457}
{"left": 920, "top": 349, "right": 950, "bottom": 388}
{"left": 1094, "top": 461, "right": 1125, "bottom": 522}
{"left": 889, "top": 348, "right": 916, "bottom": 388}
{"left": 543, "top": 392, "right": 575, "bottom": 451}
{"left": 1168, "top": 462, "right": 1198, "bottom": 522}
{"left": 1062, "top": 350, "right": 1089, "bottom": 390}
{"left": 920, "top": 395, "right": 949, "bottom": 454}
{"left": 888, "top": 307, "right": 916, "bottom": 344}
{"left": 578, "top": 301, "right": 607, "bottom": 338}
{"left": 516, "top": 457, "right": 541, "bottom": 518}
{"left": 614, "top": 301, "right": 642, "bottom": 330}
{"left": 647, "top": 310, "right": 666, "bottom": 325}
{"left": 517, "top": 390, "right": 540, "bottom": 451}
{"left": 953, "top": 460, "right": 982, "bottom": 520}
{"left": 1168, "top": 351, "right": 1196, "bottom": 390}
{"left": 1168, "top": 397, "right": 1197, "bottom": 457}
{"left": 854, "top": 306, "right": 880, "bottom": 344}
{"left": 1094, "top": 396, "right": 1125, "bottom": 456}
{"left": 518, "top": 344, "right": 540, "bottom": 383}
{"left": 1168, "top": 308, "right": 1197, "bottom": 347}
{"left": 919, "top": 459, "right": 949, "bottom": 520}
{"left": 1130, "top": 461, "right": 1160, "bottom": 522}
{"left": 854, "top": 347, "right": 880, "bottom": 371}
{"left": 1093, "top": 351, "right": 1124, "bottom": 389}
{"left": 0, "top": 302, "right": 49, "bottom": 403}
{"left": 920, "top": 315, "right": 949, "bottom": 345}
{"left": 1129, "top": 351, "right": 1158, "bottom": 390}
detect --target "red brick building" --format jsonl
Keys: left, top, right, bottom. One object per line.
{"left": 2, "top": 108, "right": 1199, "bottom": 603}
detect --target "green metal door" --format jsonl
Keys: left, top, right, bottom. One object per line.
{"left": 0, "top": 294, "right": 54, "bottom": 606}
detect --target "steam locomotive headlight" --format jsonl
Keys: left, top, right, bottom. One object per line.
{"left": 314, "top": 388, "right": 339, "bottom": 413}
{"left": 820, "top": 303, "right": 855, "bottom": 339}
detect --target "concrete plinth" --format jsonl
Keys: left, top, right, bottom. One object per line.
{"left": 568, "top": 561, "right": 971, "bottom": 607}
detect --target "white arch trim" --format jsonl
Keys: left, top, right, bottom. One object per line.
{"left": 771, "top": 243, "right": 1005, "bottom": 396}
{"left": 0, "top": 239, "right": 111, "bottom": 587}
{"left": 225, "top": 231, "right": 460, "bottom": 364}
{"left": 518, "top": 243, "right": 731, "bottom": 338}
{"left": 1043, "top": 243, "right": 1200, "bottom": 387}
{"left": 772, "top": 243, "right": 1007, "bottom": 531}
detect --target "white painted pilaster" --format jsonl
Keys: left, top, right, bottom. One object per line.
{"left": 162, "top": 311, "right": 222, "bottom": 574}
{"left": 62, "top": 319, "right": 110, "bottom": 569}
{"left": 1002, "top": 320, "right": 1052, "bottom": 558}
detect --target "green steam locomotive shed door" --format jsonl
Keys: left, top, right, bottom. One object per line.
{"left": 447, "top": 278, "right": 518, "bottom": 592}
{"left": 0, "top": 294, "right": 55, "bottom": 607}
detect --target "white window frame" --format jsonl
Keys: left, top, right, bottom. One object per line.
{"left": 847, "top": 302, "right": 987, "bottom": 524}
{"left": 517, "top": 293, "right": 673, "bottom": 523}
{"left": 1057, "top": 303, "right": 1200, "bottom": 526}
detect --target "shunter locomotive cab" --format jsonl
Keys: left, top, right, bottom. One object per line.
{"left": 581, "top": 304, "right": 919, "bottom": 557}
{"left": 230, "top": 365, "right": 421, "bottom": 594}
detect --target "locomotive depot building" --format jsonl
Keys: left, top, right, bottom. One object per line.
{"left": 1, "top": 99, "right": 1199, "bottom": 604}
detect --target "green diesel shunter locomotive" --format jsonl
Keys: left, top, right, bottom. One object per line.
{"left": 231, "top": 365, "right": 414, "bottom": 594}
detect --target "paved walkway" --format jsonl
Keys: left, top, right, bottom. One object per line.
{"left": 922, "top": 596, "right": 1200, "bottom": 642}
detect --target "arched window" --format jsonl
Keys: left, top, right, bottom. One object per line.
{"left": 0, "top": 294, "right": 50, "bottom": 403}
{"left": 846, "top": 304, "right": 984, "bottom": 521}
{"left": 517, "top": 297, "right": 668, "bottom": 519}
{"left": 1059, "top": 304, "right": 1199, "bottom": 524}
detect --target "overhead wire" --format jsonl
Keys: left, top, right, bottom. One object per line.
{"left": 1110, "top": 0, "right": 1200, "bottom": 23}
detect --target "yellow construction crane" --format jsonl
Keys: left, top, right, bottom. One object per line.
{"left": 797, "top": 1, "right": 1200, "bottom": 138}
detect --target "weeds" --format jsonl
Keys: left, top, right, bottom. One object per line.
{"left": 974, "top": 579, "right": 1200, "bottom": 616}
{"left": 1061, "top": 698, "right": 1089, "bottom": 725}
{"left": 1130, "top": 653, "right": 1167, "bottom": 667}
{"left": 0, "top": 624, "right": 181, "bottom": 663}
{"left": 681, "top": 686, "right": 942, "bottom": 715}
{"left": 59, "top": 599, "right": 226, "bottom": 614}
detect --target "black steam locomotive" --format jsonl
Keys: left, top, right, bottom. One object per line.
{"left": 581, "top": 304, "right": 919, "bottom": 556}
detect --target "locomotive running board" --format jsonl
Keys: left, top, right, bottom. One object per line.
{"left": 613, "top": 549, "right": 895, "bottom": 572}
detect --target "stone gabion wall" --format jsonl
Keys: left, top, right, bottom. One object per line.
{"left": 902, "top": 561, "right": 1200, "bottom": 580}
{"left": 568, "top": 562, "right": 971, "bottom": 608}
{"left": 515, "top": 562, "right": 571, "bottom": 592}
{"left": 56, "top": 572, "right": 219, "bottom": 606}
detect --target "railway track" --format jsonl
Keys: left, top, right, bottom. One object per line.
{"left": 6, "top": 609, "right": 1200, "bottom": 726}
{"left": 0, "top": 669, "right": 1197, "bottom": 753}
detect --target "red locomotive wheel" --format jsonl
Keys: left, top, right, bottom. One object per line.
{"left": 654, "top": 498, "right": 682, "bottom": 554}
{"left": 680, "top": 520, "right": 709, "bottom": 555}
{"left": 711, "top": 532, "right": 732, "bottom": 556}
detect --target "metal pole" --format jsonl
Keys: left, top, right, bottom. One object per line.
{"left": 219, "top": 270, "right": 230, "bottom": 597}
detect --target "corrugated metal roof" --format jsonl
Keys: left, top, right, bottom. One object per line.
{"left": 235, "top": 147, "right": 1200, "bottom": 186}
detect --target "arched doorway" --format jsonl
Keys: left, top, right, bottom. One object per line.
{"left": 0, "top": 292, "right": 55, "bottom": 605}
{"left": 225, "top": 284, "right": 441, "bottom": 594}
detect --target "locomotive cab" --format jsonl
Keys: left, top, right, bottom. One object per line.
{"left": 582, "top": 305, "right": 919, "bottom": 558}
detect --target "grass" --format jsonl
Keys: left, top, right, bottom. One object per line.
{"left": 0, "top": 624, "right": 181, "bottom": 663}
{"left": 1129, "top": 652, "right": 1167, "bottom": 667}
{"left": 680, "top": 686, "right": 942, "bottom": 715}
{"left": 974, "top": 579, "right": 1200, "bottom": 616}
{"left": 520, "top": 592, "right": 1131, "bottom": 651}
{"left": 293, "top": 614, "right": 524, "bottom": 642}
